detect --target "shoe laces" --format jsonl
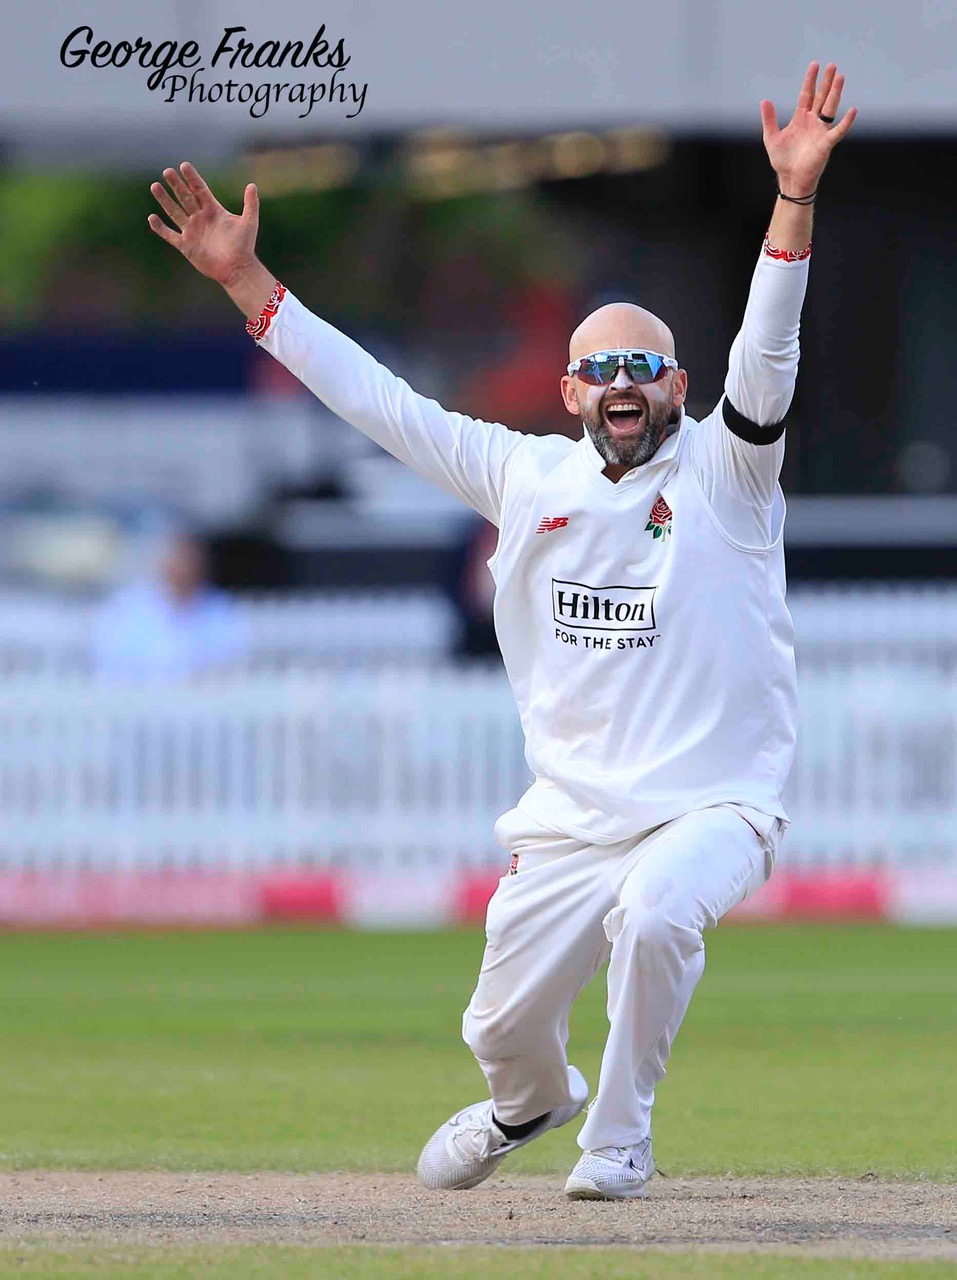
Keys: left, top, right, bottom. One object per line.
{"left": 450, "top": 1104, "right": 505, "bottom": 1160}
{"left": 591, "top": 1145, "right": 630, "bottom": 1164}
{"left": 590, "top": 1137, "right": 651, "bottom": 1169}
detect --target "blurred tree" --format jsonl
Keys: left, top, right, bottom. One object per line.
{"left": 0, "top": 163, "right": 582, "bottom": 341}
{"left": 0, "top": 173, "right": 99, "bottom": 330}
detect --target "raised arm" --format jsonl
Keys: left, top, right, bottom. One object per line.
{"left": 147, "top": 164, "right": 522, "bottom": 525}
{"left": 695, "top": 62, "right": 857, "bottom": 513}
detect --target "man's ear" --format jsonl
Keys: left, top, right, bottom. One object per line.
{"left": 561, "top": 374, "right": 580, "bottom": 417}
{"left": 672, "top": 368, "right": 688, "bottom": 408}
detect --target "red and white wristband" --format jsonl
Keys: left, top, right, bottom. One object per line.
{"left": 246, "top": 282, "right": 287, "bottom": 341}
{"left": 763, "top": 233, "right": 811, "bottom": 263}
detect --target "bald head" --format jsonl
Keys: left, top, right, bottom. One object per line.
{"left": 569, "top": 302, "right": 675, "bottom": 363}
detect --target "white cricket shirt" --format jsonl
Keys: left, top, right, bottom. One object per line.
{"left": 259, "top": 247, "right": 808, "bottom": 842}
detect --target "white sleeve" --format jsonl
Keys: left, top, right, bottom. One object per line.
{"left": 258, "top": 288, "right": 524, "bottom": 526}
{"left": 692, "top": 248, "right": 809, "bottom": 510}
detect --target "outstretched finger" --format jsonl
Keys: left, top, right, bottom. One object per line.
{"left": 163, "top": 166, "right": 197, "bottom": 212}
{"left": 241, "top": 182, "right": 259, "bottom": 231}
{"left": 180, "top": 161, "right": 216, "bottom": 207}
{"left": 147, "top": 213, "right": 181, "bottom": 248}
{"left": 813, "top": 63, "right": 837, "bottom": 114}
{"left": 151, "top": 182, "right": 188, "bottom": 230}
{"left": 828, "top": 105, "right": 858, "bottom": 144}
{"left": 797, "top": 61, "right": 819, "bottom": 112}
{"left": 759, "top": 99, "right": 779, "bottom": 139}
{"left": 820, "top": 71, "right": 844, "bottom": 122}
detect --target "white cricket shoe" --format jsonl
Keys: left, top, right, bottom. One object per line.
{"left": 417, "top": 1065, "right": 589, "bottom": 1191}
{"left": 564, "top": 1136, "right": 655, "bottom": 1200}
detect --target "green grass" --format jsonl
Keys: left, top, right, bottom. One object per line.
{"left": 0, "top": 1246, "right": 954, "bottom": 1280}
{"left": 0, "top": 926, "right": 954, "bottom": 1178}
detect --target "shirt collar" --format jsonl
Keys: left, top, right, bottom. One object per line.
{"left": 577, "top": 404, "right": 686, "bottom": 479}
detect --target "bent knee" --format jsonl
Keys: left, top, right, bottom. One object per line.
{"left": 604, "top": 898, "right": 701, "bottom": 954}
{"left": 463, "top": 1004, "right": 546, "bottom": 1063}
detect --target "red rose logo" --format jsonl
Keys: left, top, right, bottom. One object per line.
{"left": 645, "top": 494, "right": 673, "bottom": 539}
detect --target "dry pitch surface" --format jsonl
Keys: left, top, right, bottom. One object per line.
{"left": 2, "top": 1171, "right": 955, "bottom": 1263}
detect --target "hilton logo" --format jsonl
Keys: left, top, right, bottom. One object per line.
{"left": 551, "top": 579, "right": 657, "bottom": 632}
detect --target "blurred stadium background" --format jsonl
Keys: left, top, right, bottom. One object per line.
{"left": 2, "top": 0, "right": 957, "bottom": 930}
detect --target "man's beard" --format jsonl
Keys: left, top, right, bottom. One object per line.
{"left": 583, "top": 395, "right": 676, "bottom": 470}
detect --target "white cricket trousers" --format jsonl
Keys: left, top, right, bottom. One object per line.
{"left": 462, "top": 803, "right": 781, "bottom": 1152}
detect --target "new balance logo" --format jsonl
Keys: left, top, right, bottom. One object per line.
{"left": 536, "top": 516, "right": 569, "bottom": 534}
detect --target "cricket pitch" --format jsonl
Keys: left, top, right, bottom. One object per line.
{"left": 1, "top": 1171, "right": 954, "bottom": 1263}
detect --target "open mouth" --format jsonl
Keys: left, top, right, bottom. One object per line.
{"left": 604, "top": 401, "right": 645, "bottom": 437}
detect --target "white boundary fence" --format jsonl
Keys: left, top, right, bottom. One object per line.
{"left": 1, "top": 587, "right": 957, "bottom": 873}
{"left": 0, "top": 589, "right": 458, "bottom": 672}
{"left": 0, "top": 667, "right": 522, "bottom": 871}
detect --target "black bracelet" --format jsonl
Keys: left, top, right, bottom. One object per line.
{"left": 777, "top": 184, "right": 818, "bottom": 205}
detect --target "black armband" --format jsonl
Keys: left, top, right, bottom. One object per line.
{"left": 722, "top": 396, "right": 785, "bottom": 445}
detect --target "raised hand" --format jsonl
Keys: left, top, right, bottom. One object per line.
{"left": 760, "top": 62, "right": 857, "bottom": 197}
{"left": 148, "top": 163, "right": 259, "bottom": 286}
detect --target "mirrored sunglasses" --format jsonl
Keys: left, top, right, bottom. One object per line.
{"left": 567, "top": 349, "right": 678, "bottom": 386}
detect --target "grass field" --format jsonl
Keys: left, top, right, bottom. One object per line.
{"left": 1, "top": 925, "right": 954, "bottom": 1177}
{"left": 1, "top": 1244, "right": 956, "bottom": 1279}
{"left": 0, "top": 924, "right": 955, "bottom": 1277}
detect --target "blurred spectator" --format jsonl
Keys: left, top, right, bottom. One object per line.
{"left": 92, "top": 530, "right": 246, "bottom": 677}
{"left": 448, "top": 517, "right": 500, "bottom": 658}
